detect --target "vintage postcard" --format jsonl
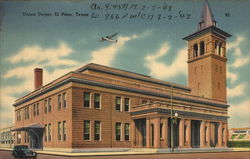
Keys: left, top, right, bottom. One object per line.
{"left": 0, "top": 0, "right": 249, "bottom": 158}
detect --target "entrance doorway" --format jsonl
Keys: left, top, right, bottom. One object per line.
{"left": 210, "top": 122, "right": 219, "bottom": 147}
{"left": 167, "top": 118, "right": 179, "bottom": 148}
{"left": 191, "top": 120, "right": 200, "bottom": 148}
{"left": 134, "top": 119, "right": 146, "bottom": 147}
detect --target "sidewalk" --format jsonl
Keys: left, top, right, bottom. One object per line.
{"left": 1, "top": 147, "right": 250, "bottom": 157}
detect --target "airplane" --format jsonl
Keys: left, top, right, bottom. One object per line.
{"left": 100, "top": 33, "right": 118, "bottom": 43}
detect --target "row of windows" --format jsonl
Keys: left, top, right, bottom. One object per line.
{"left": 192, "top": 40, "right": 224, "bottom": 58}
{"left": 16, "top": 92, "right": 67, "bottom": 122}
{"left": 45, "top": 92, "right": 67, "bottom": 113}
{"left": 45, "top": 121, "right": 67, "bottom": 142}
{"left": 83, "top": 120, "right": 101, "bottom": 141}
{"left": 57, "top": 121, "right": 67, "bottom": 141}
{"left": 116, "top": 123, "right": 130, "bottom": 141}
{"left": 115, "top": 97, "right": 130, "bottom": 112}
{"left": 83, "top": 92, "right": 100, "bottom": 109}
{"left": 194, "top": 65, "right": 223, "bottom": 74}
{"left": 58, "top": 93, "right": 67, "bottom": 110}
{"left": 83, "top": 92, "right": 131, "bottom": 112}
{"left": 82, "top": 121, "right": 130, "bottom": 141}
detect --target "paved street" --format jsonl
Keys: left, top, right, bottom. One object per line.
{"left": 0, "top": 150, "right": 250, "bottom": 159}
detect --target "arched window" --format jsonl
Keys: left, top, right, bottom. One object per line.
{"left": 193, "top": 44, "right": 198, "bottom": 57}
{"left": 218, "top": 42, "right": 222, "bottom": 56}
{"left": 200, "top": 41, "right": 205, "bottom": 55}
{"left": 215, "top": 40, "right": 218, "bottom": 54}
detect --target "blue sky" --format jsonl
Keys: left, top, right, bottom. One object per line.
{"left": 0, "top": 0, "right": 249, "bottom": 129}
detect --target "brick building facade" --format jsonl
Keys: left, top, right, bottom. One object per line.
{"left": 13, "top": 1, "right": 231, "bottom": 152}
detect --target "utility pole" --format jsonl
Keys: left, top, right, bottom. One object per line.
{"left": 170, "top": 85, "right": 174, "bottom": 152}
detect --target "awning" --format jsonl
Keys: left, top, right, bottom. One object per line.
{"left": 12, "top": 123, "right": 44, "bottom": 131}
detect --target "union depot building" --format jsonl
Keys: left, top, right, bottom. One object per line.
{"left": 13, "top": 1, "right": 231, "bottom": 152}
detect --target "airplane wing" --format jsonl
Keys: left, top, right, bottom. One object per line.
{"left": 107, "top": 33, "right": 118, "bottom": 39}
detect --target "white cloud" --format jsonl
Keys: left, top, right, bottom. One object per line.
{"left": 1, "top": 42, "right": 80, "bottom": 128}
{"left": 89, "top": 34, "right": 138, "bottom": 66}
{"left": 232, "top": 56, "right": 250, "bottom": 68}
{"left": 8, "top": 42, "right": 78, "bottom": 66}
{"left": 227, "top": 35, "right": 244, "bottom": 55}
{"left": 227, "top": 69, "right": 238, "bottom": 83}
{"left": 228, "top": 99, "right": 250, "bottom": 128}
{"left": 144, "top": 42, "right": 187, "bottom": 80}
{"left": 227, "top": 83, "right": 246, "bottom": 98}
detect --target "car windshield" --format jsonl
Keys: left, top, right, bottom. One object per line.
{"left": 15, "top": 146, "right": 29, "bottom": 151}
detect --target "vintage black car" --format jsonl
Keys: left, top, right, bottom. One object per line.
{"left": 12, "top": 145, "right": 37, "bottom": 159}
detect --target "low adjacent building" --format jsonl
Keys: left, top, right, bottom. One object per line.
{"left": 229, "top": 128, "right": 250, "bottom": 141}
{"left": 0, "top": 126, "right": 15, "bottom": 148}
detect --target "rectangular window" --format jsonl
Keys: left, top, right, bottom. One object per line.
{"left": 160, "top": 123, "right": 163, "bottom": 139}
{"left": 36, "top": 103, "right": 39, "bottom": 115}
{"left": 63, "top": 121, "right": 66, "bottom": 141}
{"left": 84, "top": 120, "right": 90, "bottom": 140}
{"left": 45, "top": 124, "right": 47, "bottom": 142}
{"left": 184, "top": 125, "right": 187, "bottom": 142}
{"left": 205, "top": 126, "right": 207, "bottom": 143}
{"left": 125, "top": 123, "right": 130, "bottom": 141}
{"left": 18, "top": 110, "right": 20, "bottom": 121}
{"left": 94, "top": 121, "right": 101, "bottom": 141}
{"left": 83, "top": 92, "right": 90, "bottom": 108}
{"left": 58, "top": 94, "right": 61, "bottom": 110}
{"left": 124, "top": 98, "right": 129, "bottom": 112}
{"left": 115, "top": 97, "right": 121, "bottom": 111}
{"left": 222, "top": 128, "right": 225, "bottom": 142}
{"left": 27, "top": 107, "right": 29, "bottom": 119}
{"left": 24, "top": 108, "right": 26, "bottom": 120}
{"left": 58, "top": 122, "right": 61, "bottom": 141}
{"left": 94, "top": 93, "right": 100, "bottom": 109}
{"left": 48, "top": 123, "right": 51, "bottom": 141}
{"left": 115, "top": 123, "right": 121, "bottom": 141}
{"left": 33, "top": 104, "right": 36, "bottom": 116}
{"left": 25, "top": 132, "right": 27, "bottom": 143}
{"left": 44, "top": 100, "right": 47, "bottom": 113}
{"left": 48, "top": 98, "right": 51, "bottom": 112}
{"left": 63, "top": 93, "right": 67, "bottom": 108}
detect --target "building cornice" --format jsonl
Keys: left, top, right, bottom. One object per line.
{"left": 77, "top": 66, "right": 191, "bottom": 92}
{"left": 13, "top": 77, "right": 229, "bottom": 109}
{"left": 131, "top": 108, "right": 228, "bottom": 122}
{"left": 183, "top": 26, "right": 231, "bottom": 41}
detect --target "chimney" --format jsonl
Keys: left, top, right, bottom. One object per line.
{"left": 34, "top": 68, "right": 43, "bottom": 90}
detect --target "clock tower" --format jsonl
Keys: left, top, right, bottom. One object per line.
{"left": 183, "top": 0, "right": 231, "bottom": 102}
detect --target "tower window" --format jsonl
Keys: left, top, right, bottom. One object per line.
{"left": 193, "top": 44, "right": 198, "bottom": 57}
{"left": 215, "top": 40, "right": 218, "bottom": 54}
{"left": 201, "top": 65, "right": 203, "bottom": 72}
{"left": 220, "top": 66, "right": 222, "bottom": 73}
{"left": 198, "top": 82, "right": 200, "bottom": 90}
{"left": 218, "top": 82, "right": 220, "bottom": 89}
{"left": 219, "top": 42, "right": 222, "bottom": 56}
{"left": 195, "top": 67, "right": 197, "bottom": 74}
{"left": 215, "top": 65, "right": 218, "bottom": 72}
{"left": 200, "top": 41, "right": 205, "bottom": 55}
